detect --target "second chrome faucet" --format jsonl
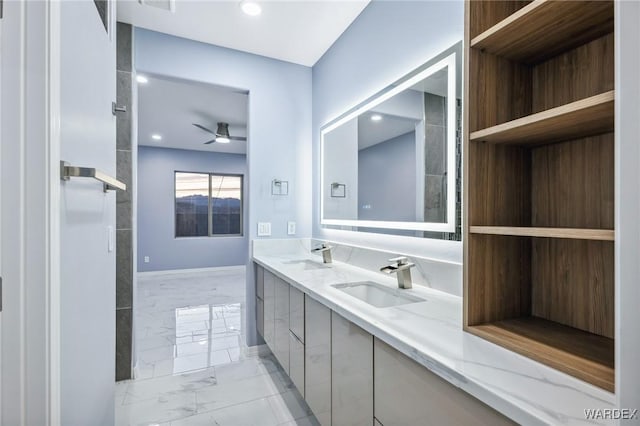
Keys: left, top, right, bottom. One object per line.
{"left": 380, "top": 256, "right": 415, "bottom": 289}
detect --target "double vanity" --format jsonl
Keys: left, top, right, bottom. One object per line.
{"left": 257, "top": 6, "right": 619, "bottom": 420}
{"left": 252, "top": 239, "right": 616, "bottom": 426}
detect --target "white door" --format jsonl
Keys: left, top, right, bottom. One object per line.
{"left": 1, "top": 1, "right": 117, "bottom": 424}
{"left": 59, "top": 1, "right": 117, "bottom": 425}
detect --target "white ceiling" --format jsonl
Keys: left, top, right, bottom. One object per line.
{"left": 357, "top": 71, "right": 449, "bottom": 149}
{"left": 117, "top": 0, "right": 370, "bottom": 67}
{"left": 138, "top": 74, "right": 249, "bottom": 154}
{"left": 358, "top": 113, "right": 418, "bottom": 150}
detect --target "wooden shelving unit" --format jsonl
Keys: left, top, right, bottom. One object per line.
{"left": 464, "top": 0, "right": 615, "bottom": 392}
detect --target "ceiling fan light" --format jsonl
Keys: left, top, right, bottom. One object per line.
{"left": 216, "top": 137, "right": 231, "bottom": 144}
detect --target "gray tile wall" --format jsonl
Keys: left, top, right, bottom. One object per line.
{"left": 423, "top": 95, "right": 462, "bottom": 241}
{"left": 116, "top": 22, "right": 133, "bottom": 381}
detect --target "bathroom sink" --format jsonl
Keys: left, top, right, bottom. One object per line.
{"left": 332, "top": 281, "right": 424, "bottom": 308}
{"left": 282, "top": 259, "right": 329, "bottom": 270}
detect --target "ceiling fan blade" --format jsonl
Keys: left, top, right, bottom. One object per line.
{"left": 229, "top": 136, "right": 247, "bottom": 141}
{"left": 203, "top": 138, "right": 217, "bottom": 145}
{"left": 193, "top": 123, "right": 216, "bottom": 135}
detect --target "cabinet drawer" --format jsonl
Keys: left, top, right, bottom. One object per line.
{"left": 256, "top": 264, "right": 264, "bottom": 300}
{"left": 305, "top": 295, "right": 332, "bottom": 426}
{"left": 289, "top": 331, "right": 304, "bottom": 397}
{"left": 274, "top": 278, "right": 290, "bottom": 373}
{"left": 332, "top": 311, "right": 373, "bottom": 426}
{"left": 263, "top": 270, "right": 276, "bottom": 349}
{"left": 374, "top": 338, "right": 514, "bottom": 426}
{"left": 289, "top": 285, "right": 304, "bottom": 343}
{"left": 256, "top": 297, "right": 264, "bottom": 339}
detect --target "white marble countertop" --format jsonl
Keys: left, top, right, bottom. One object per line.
{"left": 252, "top": 244, "right": 616, "bottom": 426}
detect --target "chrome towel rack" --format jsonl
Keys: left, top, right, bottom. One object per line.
{"left": 60, "top": 161, "right": 127, "bottom": 192}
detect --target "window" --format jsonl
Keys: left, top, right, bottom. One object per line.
{"left": 175, "top": 172, "right": 243, "bottom": 237}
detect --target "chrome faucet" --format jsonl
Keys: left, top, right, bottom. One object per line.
{"left": 380, "top": 256, "right": 415, "bottom": 289}
{"left": 311, "top": 243, "right": 333, "bottom": 264}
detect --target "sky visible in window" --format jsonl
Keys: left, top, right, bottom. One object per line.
{"left": 175, "top": 173, "right": 241, "bottom": 200}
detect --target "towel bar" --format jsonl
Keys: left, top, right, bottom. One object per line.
{"left": 60, "top": 161, "right": 126, "bottom": 192}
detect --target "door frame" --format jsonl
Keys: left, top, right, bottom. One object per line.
{"left": 0, "top": 1, "right": 61, "bottom": 424}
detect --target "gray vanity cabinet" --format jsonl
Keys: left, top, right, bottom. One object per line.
{"left": 274, "top": 277, "right": 290, "bottom": 373}
{"left": 305, "top": 295, "right": 332, "bottom": 426}
{"left": 256, "top": 266, "right": 264, "bottom": 338}
{"left": 289, "top": 286, "right": 305, "bottom": 396}
{"left": 262, "top": 269, "right": 276, "bottom": 349}
{"left": 331, "top": 312, "right": 373, "bottom": 426}
{"left": 374, "top": 338, "right": 514, "bottom": 426}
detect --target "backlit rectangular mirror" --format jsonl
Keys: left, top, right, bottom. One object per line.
{"left": 321, "top": 43, "right": 462, "bottom": 239}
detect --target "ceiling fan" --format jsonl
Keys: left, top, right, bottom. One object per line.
{"left": 193, "top": 122, "right": 247, "bottom": 144}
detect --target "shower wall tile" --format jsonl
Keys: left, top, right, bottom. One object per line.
{"left": 425, "top": 124, "right": 445, "bottom": 175}
{"left": 117, "top": 149, "right": 132, "bottom": 229}
{"left": 117, "top": 22, "right": 132, "bottom": 72}
{"left": 425, "top": 93, "right": 445, "bottom": 126}
{"left": 116, "top": 22, "right": 134, "bottom": 381}
{"left": 116, "top": 71, "right": 132, "bottom": 150}
{"left": 117, "top": 229, "right": 133, "bottom": 309}
{"left": 116, "top": 308, "right": 133, "bottom": 381}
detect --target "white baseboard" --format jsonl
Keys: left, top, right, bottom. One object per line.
{"left": 138, "top": 265, "right": 245, "bottom": 278}
{"left": 244, "top": 344, "right": 270, "bottom": 357}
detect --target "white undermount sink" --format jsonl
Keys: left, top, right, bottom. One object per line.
{"left": 332, "top": 281, "right": 425, "bottom": 308}
{"left": 282, "top": 259, "right": 329, "bottom": 270}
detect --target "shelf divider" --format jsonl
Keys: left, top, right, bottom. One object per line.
{"left": 469, "top": 226, "right": 614, "bottom": 241}
{"left": 470, "top": 91, "right": 614, "bottom": 146}
{"left": 470, "top": 0, "right": 614, "bottom": 63}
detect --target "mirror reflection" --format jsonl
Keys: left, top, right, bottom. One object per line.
{"left": 321, "top": 44, "right": 461, "bottom": 239}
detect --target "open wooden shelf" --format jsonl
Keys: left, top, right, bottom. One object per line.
{"left": 470, "top": 91, "right": 614, "bottom": 145}
{"left": 465, "top": 1, "right": 615, "bottom": 392}
{"left": 466, "top": 317, "right": 614, "bottom": 392}
{"left": 470, "top": 226, "right": 614, "bottom": 241}
{"left": 470, "top": 0, "right": 614, "bottom": 64}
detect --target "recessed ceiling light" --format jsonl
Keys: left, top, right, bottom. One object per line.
{"left": 136, "top": 75, "right": 149, "bottom": 84}
{"left": 371, "top": 114, "right": 383, "bottom": 122}
{"left": 240, "top": 1, "right": 261, "bottom": 16}
{"left": 151, "top": 134, "right": 162, "bottom": 141}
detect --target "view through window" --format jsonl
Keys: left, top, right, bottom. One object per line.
{"left": 175, "top": 172, "right": 243, "bottom": 237}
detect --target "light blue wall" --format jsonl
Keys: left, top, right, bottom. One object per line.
{"left": 358, "top": 131, "right": 416, "bottom": 221}
{"left": 135, "top": 29, "right": 312, "bottom": 345}
{"left": 137, "top": 146, "right": 248, "bottom": 272}
{"left": 312, "top": 0, "right": 464, "bottom": 262}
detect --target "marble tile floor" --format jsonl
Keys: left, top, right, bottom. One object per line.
{"left": 116, "top": 268, "right": 318, "bottom": 426}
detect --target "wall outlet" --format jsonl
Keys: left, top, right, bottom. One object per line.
{"left": 257, "top": 222, "right": 271, "bottom": 237}
{"left": 144, "top": 256, "right": 150, "bottom": 263}
{"left": 287, "top": 221, "right": 296, "bottom": 235}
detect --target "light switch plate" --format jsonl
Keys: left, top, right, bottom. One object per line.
{"left": 287, "top": 221, "right": 296, "bottom": 235}
{"left": 144, "top": 256, "right": 150, "bottom": 263}
{"left": 257, "top": 222, "right": 272, "bottom": 237}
